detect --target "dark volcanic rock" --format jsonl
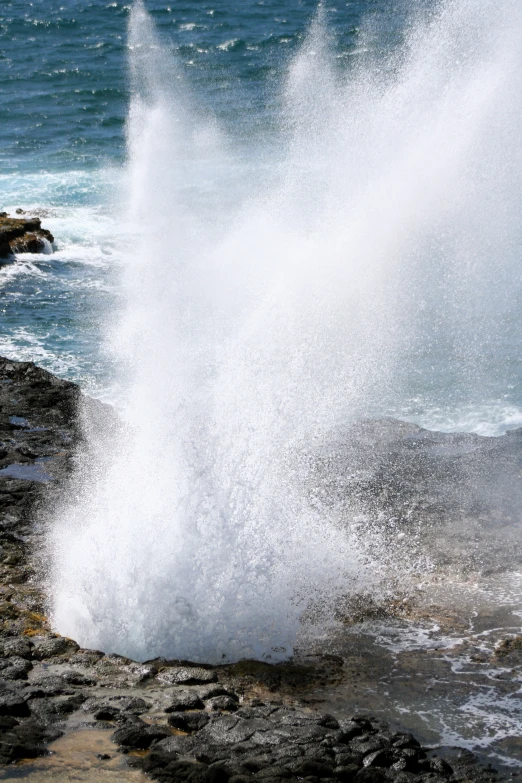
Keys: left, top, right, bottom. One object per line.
{"left": 83, "top": 694, "right": 151, "bottom": 717}
{"left": 116, "top": 707, "right": 453, "bottom": 783}
{"left": 0, "top": 357, "right": 515, "bottom": 779}
{"left": 206, "top": 694, "right": 240, "bottom": 712}
{"left": 165, "top": 689, "right": 205, "bottom": 712}
{"left": 0, "top": 356, "right": 116, "bottom": 637}
{"left": 0, "top": 690, "right": 31, "bottom": 717}
{"left": 0, "top": 637, "right": 33, "bottom": 659}
{"left": 111, "top": 719, "right": 172, "bottom": 749}
{"left": 0, "top": 723, "right": 63, "bottom": 764}
{"left": 168, "top": 711, "right": 210, "bottom": 732}
{"left": 0, "top": 655, "right": 32, "bottom": 680}
{"left": 31, "top": 635, "right": 80, "bottom": 660}
{"left": 157, "top": 666, "right": 218, "bottom": 685}
{"left": 0, "top": 214, "right": 54, "bottom": 258}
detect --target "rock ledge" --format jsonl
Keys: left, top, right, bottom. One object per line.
{"left": 0, "top": 213, "right": 54, "bottom": 258}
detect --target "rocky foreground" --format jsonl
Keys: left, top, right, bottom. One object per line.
{"left": 0, "top": 357, "right": 513, "bottom": 781}
{"left": 0, "top": 212, "right": 54, "bottom": 258}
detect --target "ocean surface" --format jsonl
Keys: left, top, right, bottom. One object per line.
{"left": 3, "top": 3, "right": 522, "bottom": 767}
{"left": 1, "top": 0, "right": 522, "bottom": 434}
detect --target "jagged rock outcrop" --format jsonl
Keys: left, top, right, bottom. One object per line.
{"left": 0, "top": 214, "right": 54, "bottom": 258}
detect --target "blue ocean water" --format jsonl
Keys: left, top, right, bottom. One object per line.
{"left": 1, "top": 0, "right": 522, "bottom": 432}
{"left": 0, "top": 0, "right": 402, "bottom": 394}
{"left": 1, "top": 0, "right": 410, "bottom": 171}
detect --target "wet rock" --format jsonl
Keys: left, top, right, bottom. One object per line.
{"left": 93, "top": 706, "right": 120, "bottom": 721}
{"left": 256, "top": 765, "right": 293, "bottom": 778}
{"left": 123, "top": 661, "right": 158, "bottom": 682}
{"left": 317, "top": 714, "right": 341, "bottom": 730}
{"left": 334, "top": 765, "right": 360, "bottom": 781}
{"left": 201, "top": 685, "right": 239, "bottom": 700}
{"left": 168, "top": 711, "right": 210, "bottom": 732}
{"left": 117, "top": 706, "right": 456, "bottom": 783}
{"left": 0, "top": 715, "right": 19, "bottom": 731}
{"left": 334, "top": 722, "right": 366, "bottom": 744}
{"left": 349, "top": 736, "right": 389, "bottom": 757}
{"left": 0, "top": 690, "right": 31, "bottom": 717}
{"left": 83, "top": 694, "right": 151, "bottom": 716}
{"left": 28, "top": 674, "right": 75, "bottom": 696}
{"left": 165, "top": 689, "right": 205, "bottom": 712}
{"left": 9, "top": 233, "right": 51, "bottom": 254}
{"left": 157, "top": 666, "right": 218, "bottom": 685}
{"left": 0, "top": 655, "right": 32, "bottom": 679}
{"left": 27, "top": 694, "right": 84, "bottom": 723}
{"left": 385, "top": 774, "right": 419, "bottom": 783}
{"left": 335, "top": 753, "right": 361, "bottom": 767}
{"left": 142, "top": 757, "right": 226, "bottom": 783}
{"left": 354, "top": 768, "right": 387, "bottom": 783}
{"left": 31, "top": 635, "right": 79, "bottom": 659}
{"left": 206, "top": 694, "right": 239, "bottom": 712}
{"left": 68, "top": 649, "right": 105, "bottom": 666}
{"left": 363, "top": 750, "right": 399, "bottom": 768}
{"left": 145, "top": 732, "right": 198, "bottom": 757}
{"left": 198, "top": 714, "right": 270, "bottom": 746}
{"left": 0, "top": 720, "right": 62, "bottom": 763}
{"left": 207, "top": 759, "right": 252, "bottom": 778}
{"left": 0, "top": 214, "right": 54, "bottom": 258}
{"left": 425, "top": 758, "right": 453, "bottom": 776}
{"left": 291, "top": 759, "right": 335, "bottom": 777}
{"left": 495, "top": 636, "right": 522, "bottom": 657}
{"left": 111, "top": 719, "right": 172, "bottom": 749}
{"left": 390, "top": 734, "right": 421, "bottom": 750}
{"left": 234, "top": 705, "right": 278, "bottom": 721}
{"left": 61, "top": 669, "right": 98, "bottom": 686}
{"left": 389, "top": 749, "right": 426, "bottom": 773}
{"left": 0, "top": 637, "right": 33, "bottom": 659}
{"left": 271, "top": 747, "right": 304, "bottom": 762}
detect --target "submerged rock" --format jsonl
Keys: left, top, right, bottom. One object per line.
{"left": 0, "top": 214, "right": 54, "bottom": 258}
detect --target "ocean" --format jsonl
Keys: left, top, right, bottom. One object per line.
{"left": 2, "top": 0, "right": 522, "bottom": 436}
{"left": 3, "top": 2, "right": 522, "bottom": 766}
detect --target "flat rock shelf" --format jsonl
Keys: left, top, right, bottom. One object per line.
{"left": 0, "top": 357, "right": 517, "bottom": 782}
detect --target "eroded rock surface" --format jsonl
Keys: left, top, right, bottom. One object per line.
{"left": 0, "top": 357, "right": 514, "bottom": 779}
{"left": 0, "top": 213, "right": 54, "bottom": 258}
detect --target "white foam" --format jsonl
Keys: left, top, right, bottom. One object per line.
{"left": 48, "top": 0, "right": 522, "bottom": 663}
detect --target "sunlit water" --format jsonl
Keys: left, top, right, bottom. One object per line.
{"left": 310, "top": 573, "right": 522, "bottom": 770}
{"left": 1, "top": 0, "right": 522, "bottom": 433}
{"left": 40, "top": 0, "right": 522, "bottom": 661}
{"left": 2, "top": 0, "right": 522, "bottom": 765}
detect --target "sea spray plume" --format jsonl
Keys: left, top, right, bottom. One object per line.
{"left": 276, "top": 0, "right": 522, "bottom": 413}
{"left": 46, "top": 0, "right": 368, "bottom": 663}
{"left": 47, "top": 0, "right": 522, "bottom": 661}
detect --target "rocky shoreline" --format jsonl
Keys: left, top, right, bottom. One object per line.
{"left": 0, "top": 358, "right": 516, "bottom": 781}
{"left": 0, "top": 213, "right": 54, "bottom": 258}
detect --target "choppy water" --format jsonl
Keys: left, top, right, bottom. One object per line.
{"left": 1, "top": 0, "right": 522, "bottom": 434}
{"left": 2, "top": 0, "right": 522, "bottom": 767}
{"left": 0, "top": 0, "right": 383, "bottom": 400}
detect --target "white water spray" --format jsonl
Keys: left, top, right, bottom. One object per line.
{"left": 48, "top": 0, "right": 522, "bottom": 662}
